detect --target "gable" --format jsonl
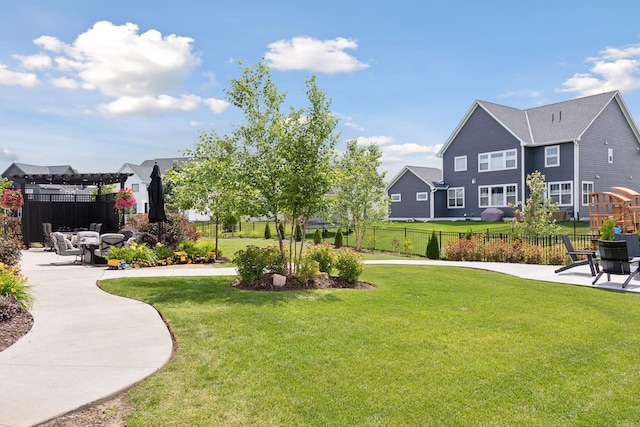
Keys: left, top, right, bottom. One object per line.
{"left": 386, "top": 166, "right": 441, "bottom": 191}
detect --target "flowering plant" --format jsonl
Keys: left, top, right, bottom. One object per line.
{"left": 0, "top": 189, "right": 24, "bottom": 210}
{"left": 115, "top": 188, "right": 136, "bottom": 210}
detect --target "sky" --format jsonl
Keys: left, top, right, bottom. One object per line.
{"left": 2, "top": 0, "right": 640, "bottom": 182}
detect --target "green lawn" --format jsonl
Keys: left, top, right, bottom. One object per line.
{"left": 100, "top": 265, "right": 640, "bottom": 426}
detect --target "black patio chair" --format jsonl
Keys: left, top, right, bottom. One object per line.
{"left": 592, "top": 240, "right": 640, "bottom": 288}
{"left": 42, "top": 222, "right": 54, "bottom": 251}
{"left": 555, "top": 234, "right": 599, "bottom": 276}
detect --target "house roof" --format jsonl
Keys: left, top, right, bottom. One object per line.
{"left": 386, "top": 165, "right": 443, "bottom": 190}
{"left": 119, "top": 157, "right": 192, "bottom": 182}
{"left": 438, "top": 90, "right": 640, "bottom": 156}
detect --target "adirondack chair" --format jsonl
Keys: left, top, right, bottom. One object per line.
{"left": 555, "top": 234, "right": 599, "bottom": 276}
{"left": 592, "top": 240, "right": 640, "bottom": 288}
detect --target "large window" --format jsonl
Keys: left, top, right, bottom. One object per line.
{"left": 447, "top": 187, "right": 465, "bottom": 208}
{"left": 416, "top": 192, "right": 428, "bottom": 201}
{"left": 479, "top": 184, "right": 517, "bottom": 207}
{"left": 548, "top": 181, "right": 572, "bottom": 206}
{"left": 391, "top": 193, "right": 401, "bottom": 202}
{"left": 582, "top": 181, "right": 594, "bottom": 206}
{"left": 478, "top": 149, "right": 517, "bottom": 172}
{"left": 545, "top": 145, "right": 559, "bottom": 167}
{"left": 454, "top": 156, "right": 467, "bottom": 172}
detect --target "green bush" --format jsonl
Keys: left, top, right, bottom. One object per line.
{"left": 264, "top": 223, "right": 272, "bottom": 239}
{"left": 234, "top": 245, "right": 284, "bottom": 283}
{"left": 426, "top": 230, "right": 440, "bottom": 259}
{"left": 600, "top": 218, "right": 616, "bottom": 241}
{"left": 278, "top": 221, "right": 285, "bottom": 239}
{"left": 0, "top": 263, "right": 34, "bottom": 311}
{"left": 178, "top": 240, "right": 221, "bottom": 259}
{"left": 126, "top": 212, "right": 199, "bottom": 248}
{"left": 105, "top": 242, "right": 158, "bottom": 265}
{"left": 297, "top": 257, "right": 320, "bottom": 284}
{"left": 306, "top": 243, "right": 334, "bottom": 274}
{"left": 334, "top": 229, "right": 343, "bottom": 248}
{"left": 295, "top": 224, "right": 303, "bottom": 242}
{"left": 313, "top": 228, "right": 322, "bottom": 244}
{"left": 154, "top": 243, "right": 175, "bottom": 260}
{"left": 334, "top": 248, "right": 364, "bottom": 282}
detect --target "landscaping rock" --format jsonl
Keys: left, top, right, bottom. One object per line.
{"left": 273, "top": 274, "right": 287, "bottom": 288}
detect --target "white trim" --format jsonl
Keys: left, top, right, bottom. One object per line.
{"left": 544, "top": 145, "right": 560, "bottom": 168}
{"left": 581, "top": 181, "right": 594, "bottom": 206}
{"left": 391, "top": 193, "right": 401, "bottom": 202}
{"left": 478, "top": 183, "right": 518, "bottom": 208}
{"left": 607, "top": 147, "right": 614, "bottom": 164}
{"left": 416, "top": 192, "right": 428, "bottom": 201}
{"left": 478, "top": 149, "right": 517, "bottom": 172}
{"left": 548, "top": 181, "right": 573, "bottom": 206}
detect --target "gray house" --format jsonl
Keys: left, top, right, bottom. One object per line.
{"left": 386, "top": 166, "right": 444, "bottom": 221}
{"left": 437, "top": 90, "right": 640, "bottom": 219}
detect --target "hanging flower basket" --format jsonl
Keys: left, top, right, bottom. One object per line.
{"left": 115, "top": 188, "right": 136, "bottom": 210}
{"left": 0, "top": 189, "right": 24, "bottom": 210}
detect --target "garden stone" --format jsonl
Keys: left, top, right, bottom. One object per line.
{"left": 273, "top": 274, "right": 286, "bottom": 288}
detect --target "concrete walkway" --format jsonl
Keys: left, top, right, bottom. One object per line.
{"left": 1, "top": 250, "right": 638, "bottom": 426}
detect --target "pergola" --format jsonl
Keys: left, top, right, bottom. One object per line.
{"left": 5, "top": 172, "right": 132, "bottom": 246}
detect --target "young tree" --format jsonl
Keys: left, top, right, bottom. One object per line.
{"left": 510, "top": 170, "right": 560, "bottom": 238}
{"left": 226, "top": 63, "right": 338, "bottom": 274}
{"left": 333, "top": 140, "right": 389, "bottom": 251}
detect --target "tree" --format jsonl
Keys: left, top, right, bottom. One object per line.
{"left": 426, "top": 230, "right": 440, "bottom": 259}
{"left": 333, "top": 140, "right": 389, "bottom": 251}
{"left": 264, "top": 223, "right": 272, "bottom": 239}
{"left": 226, "top": 63, "right": 338, "bottom": 274}
{"left": 510, "top": 170, "right": 560, "bottom": 238}
{"left": 165, "top": 133, "right": 241, "bottom": 258}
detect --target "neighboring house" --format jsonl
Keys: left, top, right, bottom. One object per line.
{"left": 386, "top": 166, "right": 444, "bottom": 221}
{"left": 436, "top": 90, "right": 640, "bottom": 220}
{"left": 117, "top": 157, "right": 208, "bottom": 221}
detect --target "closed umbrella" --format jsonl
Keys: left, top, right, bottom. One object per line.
{"left": 148, "top": 163, "right": 167, "bottom": 242}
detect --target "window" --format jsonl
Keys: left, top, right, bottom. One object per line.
{"left": 478, "top": 149, "right": 517, "bottom": 172}
{"left": 391, "top": 193, "right": 401, "bottom": 202}
{"left": 416, "top": 192, "right": 428, "bottom": 201}
{"left": 131, "top": 183, "right": 140, "bottom": 192}
{"left": 454, "top": 156, "right": 467, "bottom": 172}
{"left": 582, "top": 181, "right": 594, "bottom": 206}
{"left": 447, "top": 187, "right": 465, "bottom": 208}
{"left": 545, "top": 145, "right": 559, "bottom": 167}
{"left": 548, "top": 181, "right": 572, "bottom": 206}
{"left": 608, "top": 148, "right": 614, "bottom": 164}
{"left": 478, "top": 184, "right": 517, "bottom": 207}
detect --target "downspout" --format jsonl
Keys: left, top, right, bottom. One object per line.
{"left": 430, "top": 186, "right": 436, "bottom": 219}
{"left": 520, "top": 144, "right": 526, "bottom": 209}
{"left": 573, "top": 139, "right": 580, "bottom": 219}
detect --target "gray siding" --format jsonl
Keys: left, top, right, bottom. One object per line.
{"left": 387, "top": 171, "right": 432, "bottom": 220}
{"left": 578, "top": 100, "right": 640, "bottom": 217}
{"left": 442, "top": 106, "right": 521, "bottom": 218}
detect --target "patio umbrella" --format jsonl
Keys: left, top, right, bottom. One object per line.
{"left": 148, "top": 163, "right": 167, "bottom": 242}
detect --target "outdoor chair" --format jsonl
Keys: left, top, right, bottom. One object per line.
{"left": 555, "top": 234, "right": 599, "bottom": 276}
{"left": 94, "top": 233, "right": 126, "bottom": 260}
{"left": 615, "top": 233, "right": 640, "bottom": 259}
{"left": 592, "top": 240, "right": 640, "bottom": 288}
{"left": 50, "top": 232, "right": 83, "bottom": 264}
{"left": 42, "top": 222, "right": 54, "bottom": 251}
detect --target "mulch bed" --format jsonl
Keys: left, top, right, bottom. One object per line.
{"left": 0, "top": 311, "right": 33, "bottom": 352}
{"left": 232, "top": 273, "right": 376, "bottom": 291}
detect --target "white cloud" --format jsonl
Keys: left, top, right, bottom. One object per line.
{"left": 0, "top": 147, "right": 18, "bottom": 161}
{"left": 380, "top": 153, "right": 402, "bottom": 164}
{"left": 558, "top": 44, "right": 640, "bottom": 96}
{"left": 383, "top": 143, "right": 443, "bottom": 155}
{"left": 0, "top": 64, "right": 39, "bottom": 88}
{"left": 355, "top": 135, "right": 394, "bottom": 146}
{"left": 265, "top": 36, "right": 369, "bottom": 74}
{"left": 344, "top": 122, "right": 365, "bottom": 131}
{"left": 29, "top": 21, "right": 228, "bottom": 115}
{"left": 13, "top": 53, "right": 52, "bottom": 70}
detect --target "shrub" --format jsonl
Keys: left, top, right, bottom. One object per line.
{"left": 600, "top": 218, "right": 616, "bottom": 241}
{"left": 0, "top": 295, "right": 20, "bottom": 322}
{"left": 0, "top": 236, "right": 22, "bottom": 266}
{"left": 179, "top": 240, "right": 221, "bottom": 260}
{"left": 426, "top": 230, "right": 440, "bottom": 259}
{"left": 334, "top": 229, "right": 343, "bottom": 248}
{"left": 222, "top": 214, "right": 238, "bottom": 233}
{"left": 126, "top": 212, "right": 199, "bottom": 248}
{"left": 278, "top": 221, "right": 285, "bottom": 239}
{"left": 444, "top": 235, "right": 485, "bottom": 261}
{"left": 0, "top": 263, "right": 34, "bottom": 311}
{"left": 306, "top": 243, "right": 334, "bottom": 274}
{"left": 234, "top": 245, "right": 284, "bottom": 283}
{"left": 154, "top": 243, "right": 175, "bottom": 260}
{"left": 294, "top": 224, "right": 303, "bottom": 242}
{"left": 297, "top": 257, "right": 320, "bottom": 284}
{"left": 264, "top": 223, "right": 272, "bottom": 239}
{"left": 334, "top": 248, "right": 364, "bottom": 282}
{"left": 105, "top": 242, "right": 158, "bottom": 265}
{"left": 313, "top": 228, "right": 322, "bottom": 244}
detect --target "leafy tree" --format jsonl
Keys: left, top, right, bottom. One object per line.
{"left": 510, "top": 170, "right": 559, "bottom": 238}
{"left": 333, "top": 140, "right": 389, "bottom": 251}
{"left": 226, "top": 62, "right": 338, "bottom": 274}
